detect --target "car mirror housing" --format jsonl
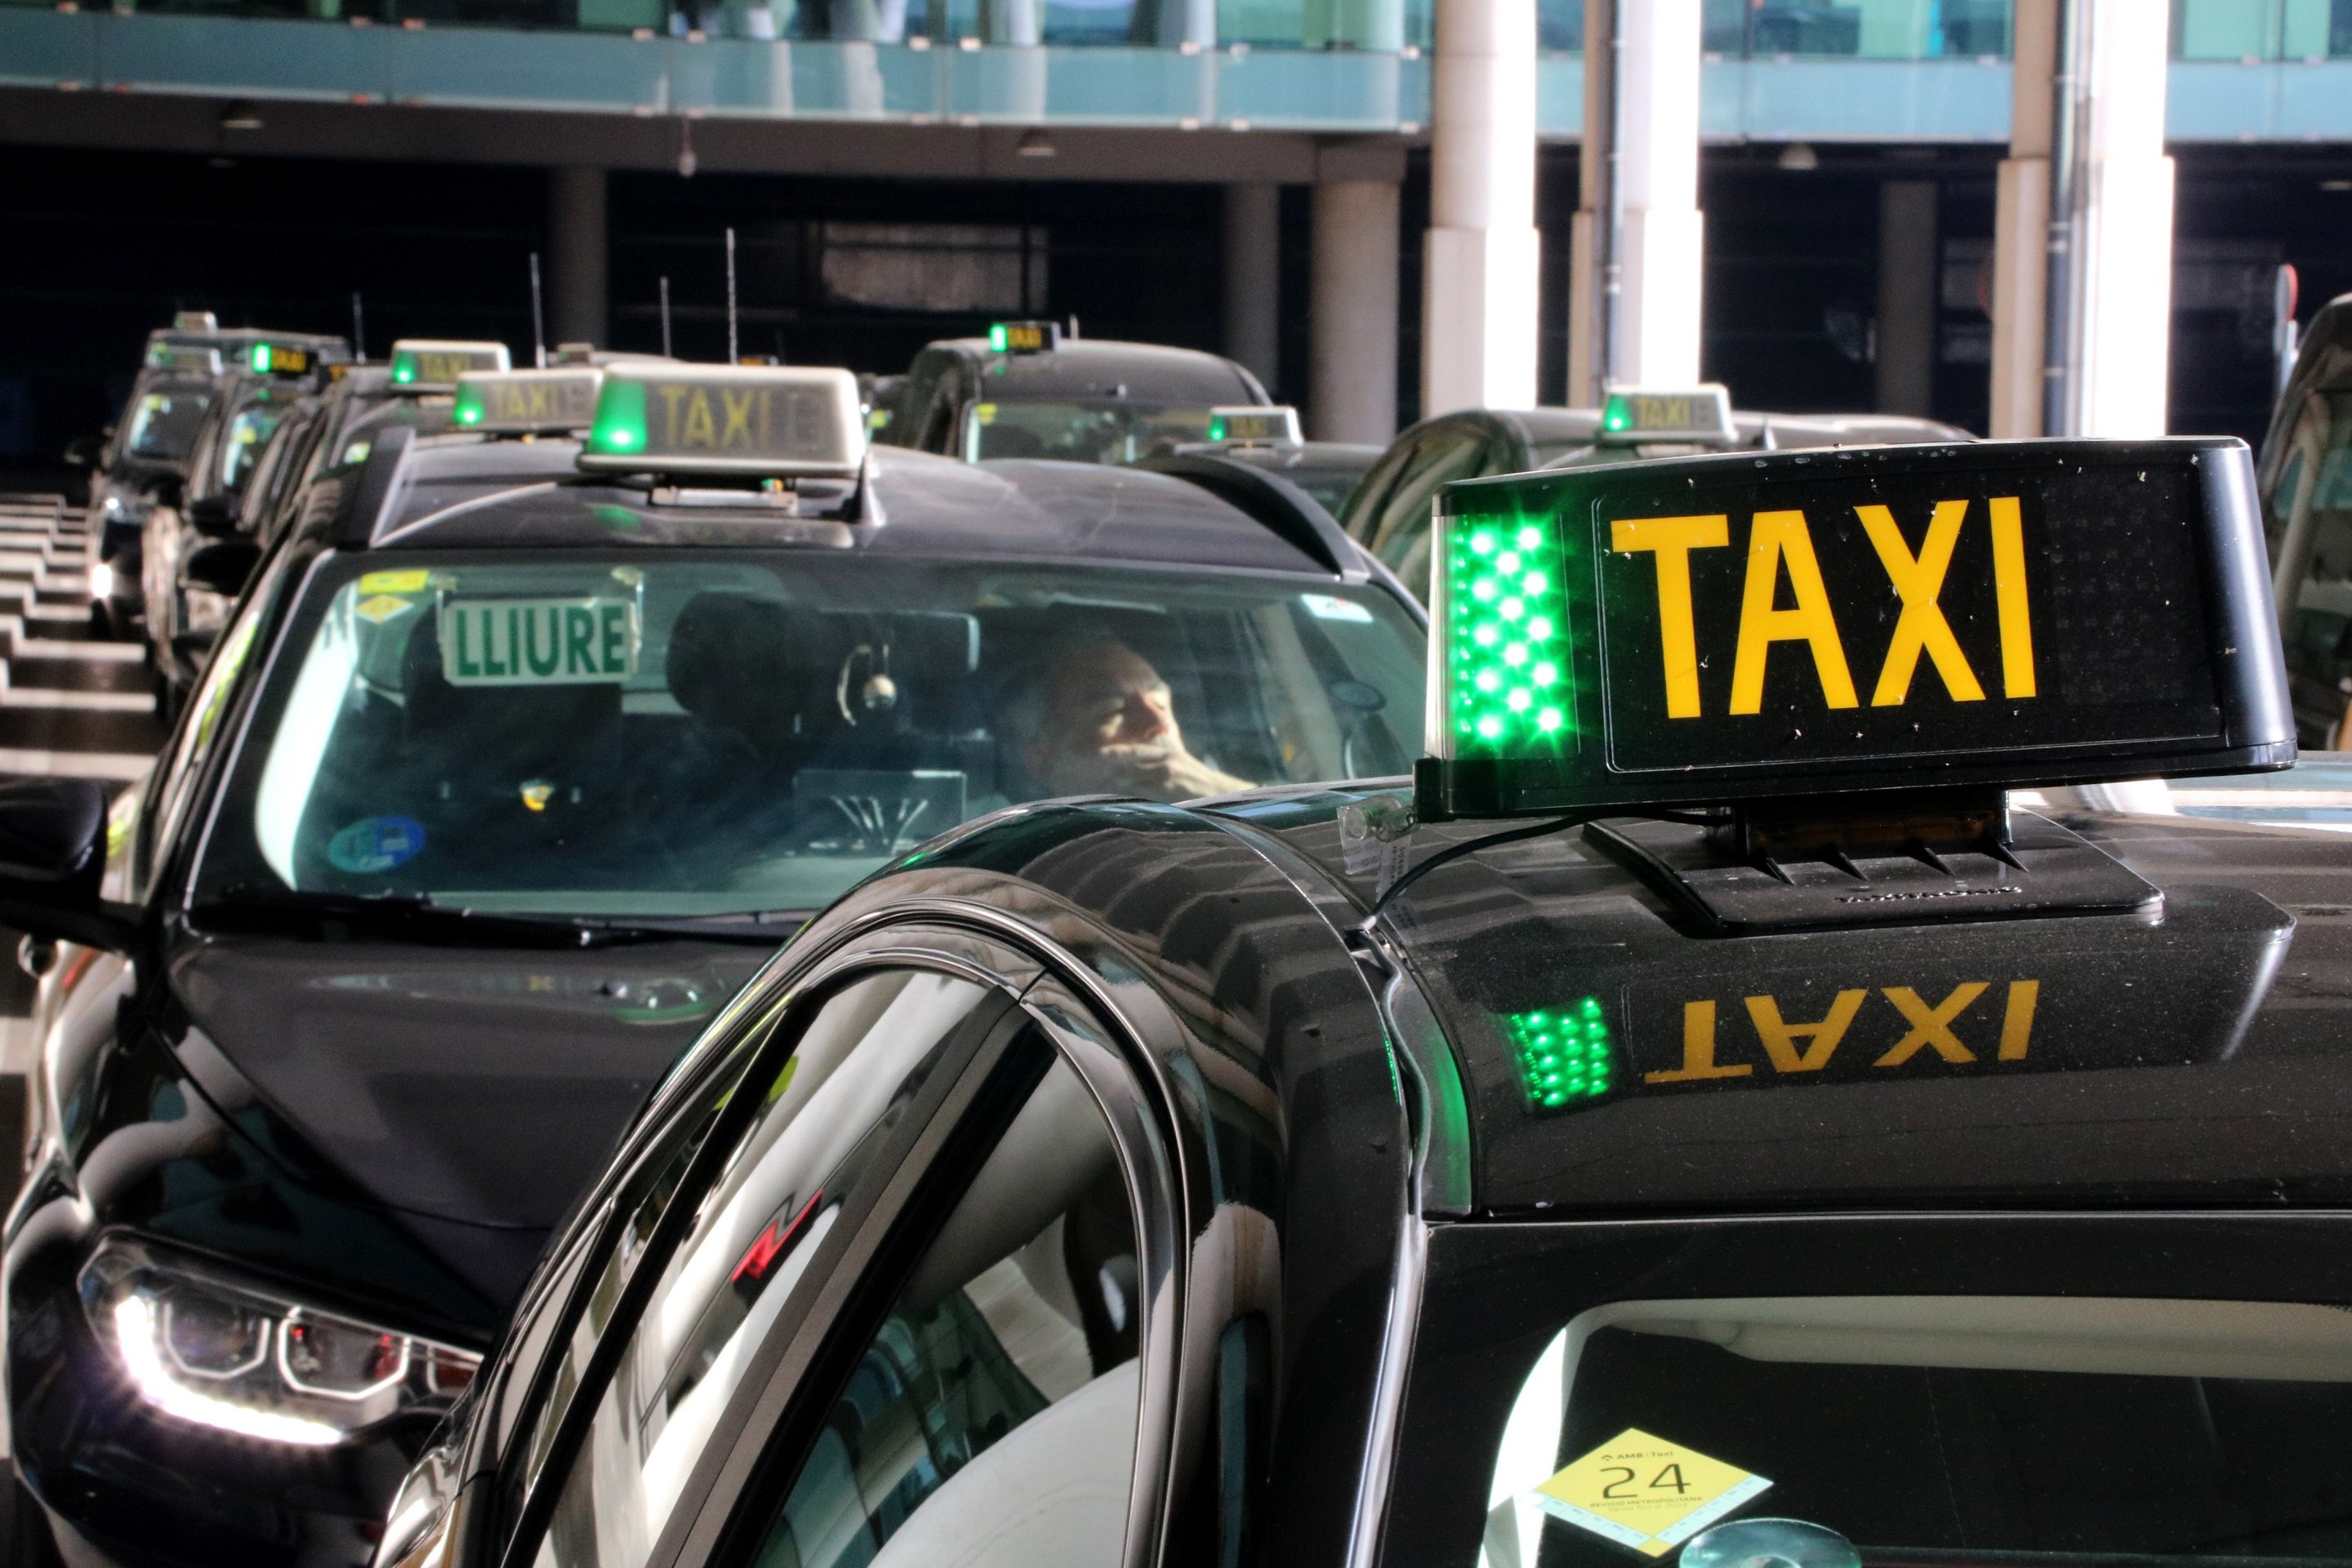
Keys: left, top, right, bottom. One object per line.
{"left": 182, "top": 538, "right": 261, "bottom": 598}
{"left": 187, "top": 493, "right": 242, "bottom": 538}
{"left": 0, "top": 778, "right": 139, "bottom": 951}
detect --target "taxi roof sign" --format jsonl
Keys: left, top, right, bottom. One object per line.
{"left": 454, "top": 368, "right": 604, "bottom": 434}
{"left": 988, "top": 320, "right": 1060, "bottom": 355}
{"left": 1598, "top": 385, "right": 1737, "bottom": 445}
{"left": 1419, "top": 438, "right": 2294, "bottom": 820}
{"left": 1207, "top": 405, "right": 1303, "bottom": 445}
{"left": 248, "top": 341, "right": 315, "bottom": 376}
{"left": 390, "top": 340, "right": 512, "bottom": 391}
{"left": 578, "top": 364, "right": 866, "bottom": 478}
{"left": 172, "top": 311, "right": 218, "bottom": 332}
{"left": 146, "top": 344, "right": 222, "bottom": 374}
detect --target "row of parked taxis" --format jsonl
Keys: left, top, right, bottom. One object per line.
{"left": 19, "top": 307, "right": 2352, "bottom": 1568}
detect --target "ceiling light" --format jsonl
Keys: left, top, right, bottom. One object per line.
{"left": 1778, "top": 142, "right": 1819, "bottom": 172}
{"left": 219, "top": 100, "right": 263, "bottom": 131}
{"left": 1014, "top": 129, "right": 1055, "bottom": 158}
{"left": 2323, "top": 179, "right": 2352, "bottom": 192}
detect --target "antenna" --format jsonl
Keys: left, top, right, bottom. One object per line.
{"left": 659, "top": 276, "right": 673, "bottom": 359}
{"left": 350, "top": 291, "right": 366, "bottom": 363}
{"left": 528, "top": 252, "right": 547, "bottom": 369}
{"left": 724, "top": 228, "right": 739, "bottom": 365}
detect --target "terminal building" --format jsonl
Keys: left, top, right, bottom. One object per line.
{"left": 4, "top": 0, "right": 2351, "bottom": 468}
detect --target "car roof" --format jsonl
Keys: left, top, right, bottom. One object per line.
{"left": 928, "top": 337, "right": 1264, "bottom": 405}
{"left": 361, "top": 444, "right": 1377, "bottom": 578}
{"left": 1188, "top": 784, "right": 2352, "bottom": 1218}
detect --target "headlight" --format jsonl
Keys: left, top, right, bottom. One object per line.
{"left": 80, "top": 1238, "right": 480, "bottom": 1447}
{"left": 88, "top": 562, "right": 114, "bottom": 602}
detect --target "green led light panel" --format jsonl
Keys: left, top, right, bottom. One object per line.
{"left": 1446, "top": 514, "right": 1573, "bottom": 759}
{"left": 584, "top": 376, "right": 647, "bottom": 456}
{"left": 452, "top": 385, "right": 485, "bottom": 426}
{"left": 1503, "top": 1000, "right": 1614, "bottom": 1111}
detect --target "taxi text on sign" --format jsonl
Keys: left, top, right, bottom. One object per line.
{"left": 1528, "top": 1429, "right": 1771, "bottom": 1557}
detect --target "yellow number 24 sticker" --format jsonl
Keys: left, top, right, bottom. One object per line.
{"left": 1527, "top": 1428, "right": 1772, "bottom": 1557}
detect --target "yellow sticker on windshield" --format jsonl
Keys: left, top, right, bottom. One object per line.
{"left": 1527, "top": 1429, "right": 1770, "bottom": 1557}
{"left": 353, "top": 594, "right": 416, "bottom": 626}
{"left": 974, "top": 403, "right": 996, "bottom": 424}
{"left": 360, "top": 570, "right": 430, "bottom": 594}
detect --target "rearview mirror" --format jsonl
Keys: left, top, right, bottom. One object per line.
{"left": 182, "top": 538, "right": 261, "bottom": 598}
{"left": 61, "top": 434, "right": 103, "bottom": 469}
{"left": 187, "top": 493, "right": 241, "bottom": 537}
{"left": 0, "top": 778, "right": 138, "bottom": 951}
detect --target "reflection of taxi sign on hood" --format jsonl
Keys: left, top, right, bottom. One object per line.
{"left": 987, "top": 319, "right": 1060, "bottom": 354}
{"left": 389, "top": 339, "right": 512, "bottom": 391}
{"left": 1419, "top": 438, "right": 2294, "bottom": 824}
{"left": 248, "top": 342, "right": 314, "bottom": 376}
{"left": 147, "top": 344, "right": 222, "bottom": 373}
{"left": 453, "top": 368, "right": 604, "bottom": 434}
{"left": 1207, "top": 405, "right": 1302, "bottom": 445}
{"left": 1597, "top": 384, "right": 1736, "bottom": 444}
{"left": 578, "top": 364, "right": 866, "bottom": 479}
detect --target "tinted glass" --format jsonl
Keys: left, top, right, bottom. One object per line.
{"left": 221, "top": 407, "right": 282, "bottom": 492}
{"left": 126, "top": 390, "right": 212, "bottom": 461}
{"left": 966, "top": 399, "right": 1217, "bottom": 465}
{"left": 1361, "top": 428, "right": 1497, "bottom": 595}
{"left": 523, "top": 970, "right": 994, "bottom": 1568}
{"left": 742, "top": 1034, "right": 1140, "bottom": 1568}
{"left": 2266, "top": 388, "right": 2352, "bottom": 743}
{"left": 190, "top": 552, "right": 1423, "bottom": 920}
{"left": 1475, "top": 1296, "right": 2352, "bottom": 1568}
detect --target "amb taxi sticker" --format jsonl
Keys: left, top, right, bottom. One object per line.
{"left": 1527, "top": 1428, "right": 1771, "bottom": 1557}
{"left": 359, "top": 570, "right": 431, "bottom": 595}
{"left": 353, "top": 594, "right": 416, "bottom": 626}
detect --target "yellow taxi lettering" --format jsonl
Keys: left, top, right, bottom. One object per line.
{"left": 657, "top": 385, "right": 690, "bottom": 447}
{"left": 1989, "top": 495, "right": 2038, "bottom": 698}
{"left": 1873, "top": 982, "right": 1989, "bottom": 1067}
{"left": 1643, "top": 1000, "right": 1754, "bottom": 1084}
{"left": 1999, "top": 978, "right": 2039, "bottom": 1060}
{"left": 682, "top": 390, "right": 718, "bottom": 449}
{"left": 1729, "top": 510, "right": 1858, "bottom": 715}
{"left": 1858, "top": 501, "right": 1985, "bottom": 706}
{"left": 1744, "top": 988, "right": 1867, "bottom": 1073}
{"left": 1610, "top": 514, "right": 1731, "bottom": 719}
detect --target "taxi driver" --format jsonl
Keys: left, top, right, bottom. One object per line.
{"left": 1017, "top": 635, "right": 1254, "bottom": 803}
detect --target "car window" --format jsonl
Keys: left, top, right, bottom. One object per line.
{"left": 124, "top": 389, "right": 212, "bottom": 462}
{"left": 964, "top": 399, "right": 1218, "bottom": 465}
{"left": 189, "top": 551, "right": 1425, "bottom": 922}
{"left": 523, "top": 969, "right": 1001, "bottom": 1568}
{"left": 1361, "top": 426, "right": 1499, "bottom": 594}
{"left": 2265, "top": 388, "right": 2352, "bottom": 744}
{"left": 732, "top": 1025, "right": 1141, "bottom": 1568}
{"left": 221, "top": 406, "right": 282, "bottom": 493}
{"left": 1472, "top": 1295, "right": 2352, "bottom": 1568}
{"left": 136, "top": 568, "right": 275, "bottom": 902}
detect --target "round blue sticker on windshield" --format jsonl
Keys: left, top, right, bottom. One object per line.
{"left": 327, "top": 816, "right": 425, "bottom": 875}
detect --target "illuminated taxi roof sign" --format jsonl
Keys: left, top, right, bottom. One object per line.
{"left": 172, "top": 311, "right": 218, "bottom": 332}
{"left": 1597, "top": 384, "right": 1736, "bottom": 444}
{"left": 248, "top": 341, "right": 316, "bottom": 376}
{"left": 579, "top": 364, "right": 866, "bottom": 478}
{"left": 389, "top": 340, "right": 511, "bottom": 392}
{"left": 987, "top": 320, "right": 1060, "bottom": 355}
{"left": 1207, "top": 405, "right": 1303, "bottom": 445}
{"left": 1419, "top": 438, "right": 2294, "bottom": 820}
{"left": 453, "top": 368, "right": 604, "bottom": 434}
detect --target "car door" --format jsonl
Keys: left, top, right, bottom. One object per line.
{"left": 488, "top": 928, "right": 1180, "bottom": 1568}
{"left": 1349, "top": 418, "right": 1519, "bottom": 601}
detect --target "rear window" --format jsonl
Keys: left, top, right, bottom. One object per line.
{"left": 1470, "top": 1295, "right": 2352, "bottom": 1568}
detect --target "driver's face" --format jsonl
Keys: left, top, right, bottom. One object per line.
{"left": 1027, "top": 643, "right": 1183, "bottom": 786}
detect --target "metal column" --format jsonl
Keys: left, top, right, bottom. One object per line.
{"left": 1422, "top": 0, "right": 1539, "bottom": 416}
{"left": 1224, "top": 183, "right": 1281, "bottom": 393}
{"left": 1876, "top": 180, "right": 1938, "bottom": 416}
{"left": 1312, "top": 161, "right": 1401, "bottom": 446}
{"left": 546, "top": 166, "right": 608, "bottom": 350}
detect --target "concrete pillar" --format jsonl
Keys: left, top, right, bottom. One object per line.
{"left": 1567, "top": 0, "right": 1704, "bottom": 403}
{"left": 1312, "top": 176, "right": 1401, "bottom": 445}
{"left": 1875, "top": 180, "right": 1937, "bottom": 416}
{"left": 2074, "top": 0, "right": 2174, "bottom": 436}
{"left": 546, "top": 167, "right": 608, "bottom": 350}
{"left": 1223, "top": 184, "right": 1281, "bottom": 391}
{"left": 1992, "top": 0, "right": 2174, "bottom": 438}
{"left": 1989, "top": 0, "right": 2053, "bottom": 437}
{"left": 1423, "top": 0, "right": 1539, "bottom": 416}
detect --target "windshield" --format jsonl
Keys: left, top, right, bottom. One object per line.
{"left": 126, "top": 389, "right": 212, "bottom": 461}
{"left": 192, "top": 550, "right": 1424, "bottom": 920}
{"left": 221, "top": 406, "right": 282, "bottom": 493}
{"left": 964, "top": 399, "right": 1219, "bottom": 464}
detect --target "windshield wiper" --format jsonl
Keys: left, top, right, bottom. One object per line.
{"left": 188, "top": 886, "right": 804, "bottom": 949}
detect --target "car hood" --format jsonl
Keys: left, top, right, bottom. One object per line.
{"left": 167, "top": 934, "right": 774, "bottom": 1233}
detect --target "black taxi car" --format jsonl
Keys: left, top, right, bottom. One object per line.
{"left": 365, "top": 430, "right": 2352, "bottom": 1568}
{"left": 880, "top": 320, "right": 1272, "bottom": 465}
{"left": 0, "top": 361, "right": 1426, "bottom": 1568}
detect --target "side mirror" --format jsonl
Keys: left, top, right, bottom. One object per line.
{"left": 150, "top": 476, "right": 184, "bottom": 510}
{"left": 61, "top": 434, "right": 103, "bottom": 469}
{"left": 183, "top": 539, "right": 261, "bottom": 599}
{"left": 187, "top": 493, "right": 241, "bottom": 537}
{"left": 0, "top": 778, "right": 138, "bottom": 951}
